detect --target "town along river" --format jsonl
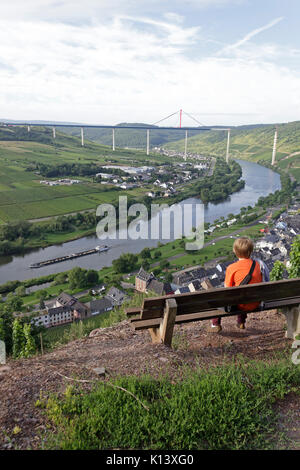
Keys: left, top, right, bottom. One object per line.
{"left": 0, "top": 160, "right": 281, "bottom": 283}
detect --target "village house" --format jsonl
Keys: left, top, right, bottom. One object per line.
{"left": 135, "top": 267, "right": 155, "bottom": 292}
{"left": 32, "top": 292, "right": 90, "bottom": 328}
{"left": 188, "top": 280, "right": 202, "bottom": 292}
{"left": 135, "top": 267, "right": 173, "bottom": 296}
{"left": 106, "top": 286, "right": 129, "bottom": 306}
{"left": 174, "top": 286, "right": 191, "bottom": 295}
{"left": 96, "top": 173, "right": 114, "bottom": 180}
{"left": 89, "top": 297, "right": 114, "bottom": 316}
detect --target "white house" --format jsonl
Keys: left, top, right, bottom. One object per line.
{"left": 227, "top": 218, "right": 237, "bottom": 226}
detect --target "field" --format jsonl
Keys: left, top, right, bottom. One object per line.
{"left": 0, "top": 127, "right": 171, "bottom": 223}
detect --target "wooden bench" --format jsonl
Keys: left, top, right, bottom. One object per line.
{"left": 126, "top": 278, "right": 300, "bottom": 347}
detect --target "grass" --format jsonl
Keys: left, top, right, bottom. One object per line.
{"left": 42, "top": 358, "right": 300, "bottom": 450}
{"left": 169, "top": 238, "right": 235, "bottom": 268}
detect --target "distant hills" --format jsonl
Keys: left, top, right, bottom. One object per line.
{"left": 59, "top": 122, "right": 195, "bottom": 148}
{"left": 0, "top": 118, "right": 299, "bottom": 181}
{"left": 0, "top": 119, "right": 194, "bottom": 148}
{"left": 165, "top": 121, "right": 300, "bottom": 158}
{"left": 165, "top": 121, "right": 300, "bottom": 182}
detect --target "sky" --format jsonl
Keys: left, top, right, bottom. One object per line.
{"left": 0, "top": 0, "right": 300, "bottom": 126}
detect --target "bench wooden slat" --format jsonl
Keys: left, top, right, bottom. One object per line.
{"left": 136, "top": 295, "right": 300, "bottom": 320}
{"left": 132, "top": 308, "right": 242, "bottom": 330}
{"left": 126, "top": 307, "right": 142, "bottom": 317}
{"left": 131, "top": 297, "right": 300, "bottom": 330}
{"left": 133, "top": 318, "right": 161, "bottom": 330}
{"left": 140, "top": 279, "right": 300, "bottom": 320}
{"left": 129, "top": 278, "right": 300, "bottom": 343}
{"left": 174, "top": 310, "right": 226, "bottom": 324}
{"left": 264, "top": 297, "right": 300, "bottom": 309}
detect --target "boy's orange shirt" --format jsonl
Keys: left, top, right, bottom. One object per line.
{"left": 225, "top": 258, "right": 262, "bottom": 311}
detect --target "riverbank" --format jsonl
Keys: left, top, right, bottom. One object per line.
{"left": 0, "top": 159, "right": 281, "bottom": 284}
{"left": 0, "top": 158, "right": 243, "bottom": 257}
{"left": 0, "top": 207, "right": 271, "bottom": 303}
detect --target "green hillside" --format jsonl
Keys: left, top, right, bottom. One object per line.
{"left": 0, "top": 126, "right": 171, "bottom": 223}
{"left": 60, "top": 122, "right": 201, "bottom": 149}
{"left": 165, "top": 121, "right": 300, "bottom": 181}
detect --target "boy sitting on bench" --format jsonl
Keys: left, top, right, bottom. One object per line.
{"left": 210, "top": 236, "right": 269, "bottom": 333}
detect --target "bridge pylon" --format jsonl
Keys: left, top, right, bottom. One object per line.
{"left": 226, "top": 129, "right": 231, "bottom": 163}
{"left": 272, "top": 126, "right": 278, "bottom": 165}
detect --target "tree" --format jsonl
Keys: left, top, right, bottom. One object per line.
{"left": 23, "top": 323, "right": 36, "bottom": 358}
{"left": 142, "top": 260, "right": 150, "bottom": 271}
{"left": 12, "top": 319, "right": 25, "bottom": 359}
{"left": 15, "top": 285, "right": 26, "bottom": 297}
{"left": 289, "top": 236, "right": 300, "bottom": 279}
{"left": 159, "top": 260, "right": 170, "bottom": 270}
{"left": 86, "top": 269, "right": 99, "bottom": 286}
{"left": 140, "top": 248, "right": 151, "bottom": 260}
{"left": 38, "top": 289, "right": 48, "bottom": 300}
{"left": 69, "top": 267, "right": 88, "bottom": 290}
{"left": 0, "top": 317, "right": 5, "bottom": 342}
{"left": 53, "top": 272, "right": 67, "bottom": 285}
{"left": 270, "top": 261, "right": 284, "bottom": 281}
{"left": 112, "top": 253, "right": 138, "bottom": 273}
{"left": 0, "top": 307, "right": 13, "bottom": 354}
{"left": 6, "top": 294, "right": 23, "bottom": 313}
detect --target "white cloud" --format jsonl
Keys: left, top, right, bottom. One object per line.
{"left": 0, "top": 10, "right": 299, "bottom": 126}
{"left": 220, "top": 17, "right": 285, "bottom": 54}
{"left": 0, "top": 0, "right": 245, "bottom": 22}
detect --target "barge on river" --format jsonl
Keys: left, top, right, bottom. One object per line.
{"left": 29, "top": 245, "right": 109, "bottom": 268}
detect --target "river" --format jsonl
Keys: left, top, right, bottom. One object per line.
{"left": 0, "top": 159, "right": 281, "bottom": 284}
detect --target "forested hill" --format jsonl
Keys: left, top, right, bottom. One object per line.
{"left": 1, "top": 120, "right": 299, "bottom": 181}
{"left": 165, "top": 120, "right": 300, "bottom": 182}
{"left": 60, "top": 122, "right": 196, "bottom": 148}
{"left": 0, "top": 125, "right": 80, "bottom": 147}
{"left": 0, "top": 121, "right": 200, "bottom": 149}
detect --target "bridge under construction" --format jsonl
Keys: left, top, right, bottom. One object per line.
{"left": 0, "top": 109, "right": 279, "bottom": 165}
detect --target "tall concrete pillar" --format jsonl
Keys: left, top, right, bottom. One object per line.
{"left": 184, "top": 130, "right": 188, "bottom": 161}
{"left": 81, "top": 127, "right": 84, "bottom": 147}
{"left": 53, "top": 127, "right": 56, "bottom": 139}
{"left": 272, "top": 128, "right": 278, "bottom": 165}
{"left": 226, "top": 129, "right": 231, "bottom": 163}
{"left": 146, "top": 129, "right": 150, "bottom": 156}
{"left": 112, "top": 128, "right": 115, "bottom": 151}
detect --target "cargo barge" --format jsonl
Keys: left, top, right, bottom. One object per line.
{"left": 29, "top": 245, "right": 109, "bottom": 268}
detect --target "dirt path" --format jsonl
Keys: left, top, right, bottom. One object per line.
{"left": 0, "top": 309, "right": 299, "bottom": 450}
{"left": 282, "top": 151, "right": 300, "bottom": 161}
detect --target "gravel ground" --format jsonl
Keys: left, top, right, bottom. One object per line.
{"left": 0, "top": 309, "right": 299, "bottom": 450}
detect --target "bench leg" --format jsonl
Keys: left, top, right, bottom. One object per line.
{"left": 282, "top": 304, "right": 300, "bottom": 340}
{"left": 149, "top": 327, "right": 161, "bottom": 344}
{"left": 149, "top": 298, "right": 177, "bottom": 347}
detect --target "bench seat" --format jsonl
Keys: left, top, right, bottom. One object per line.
{"left": 126, "top": 278, "right": 300, "bottom": 346}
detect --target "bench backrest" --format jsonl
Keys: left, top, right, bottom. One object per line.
{"left": 140, "top": 278, "right": 300, "bottom": 320}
